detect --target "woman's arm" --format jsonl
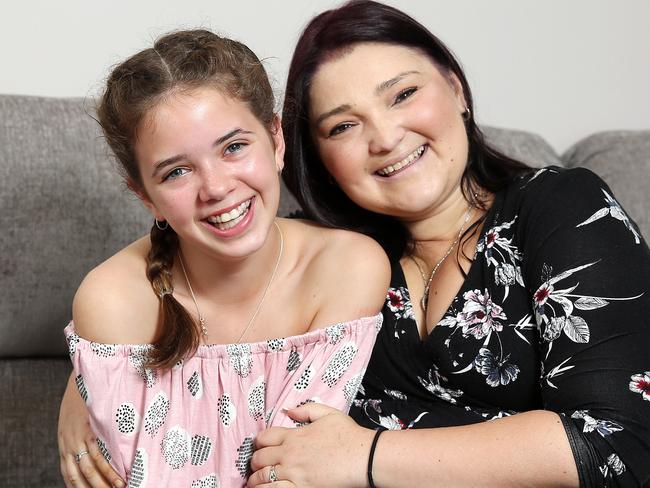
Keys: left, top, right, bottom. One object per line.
{"left": 249, "top": 403, "right": 577, "bottom": 487}
{"left": 58, "top": 372, "right": 125, "bottom": 488}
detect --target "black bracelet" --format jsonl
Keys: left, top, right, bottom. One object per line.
{"left": 367, "top": 427, "right": 387, "bottom": 488}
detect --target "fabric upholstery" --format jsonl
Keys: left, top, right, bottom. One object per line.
{"left": 562, "top": 130, "right": 650, "bottom": 239}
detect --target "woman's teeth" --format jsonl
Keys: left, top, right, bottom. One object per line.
{"left": 207, "top": 199, "right": 251, "bottom": 230}
{"left": 377, "top": 145, "right": 426, "bottom": 176}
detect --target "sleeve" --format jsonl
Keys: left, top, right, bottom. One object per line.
{"left": 266, "top": 315, "right": 382, "bottom": 428}
{"left": 521, "top": 168, "right": 650, "bottom": 487}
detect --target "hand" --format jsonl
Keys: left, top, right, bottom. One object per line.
{"left": 248, "top": 403, "right": 374, "bottom": 488}
{"left": 58, "top": 373, "right": 125, "bottom": 488}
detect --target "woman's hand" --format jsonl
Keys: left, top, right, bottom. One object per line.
{"left": 58, "top": 373, "right": 124, "bottom": 488}
{"left": 248, "top": 403, "right": 375, "bottom": 488}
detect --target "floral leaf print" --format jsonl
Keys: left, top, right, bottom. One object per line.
{"left": 574, "top": 297, "right": 609, "bottom": 310}
{"left": 378, "top": 413, "right": 406, "bottom": 430}
{"left": 543, "top": 357, "right": 575, "bottom": 389}
{"left": 458, "top": 289, "right": 506, "bottom": 340}
{"left": 629, "top": 371, "right": 650, "bottom": 401}
{"left": 577, "top": 188, "right": 641, "bottom": 244}
{"left": 562, "top": 315, "right": 590, "bottom": 343}
{"left": 385, "top": 287, "right": 414, "bottom": 325}
{"left": 418, "top": 365, "right": 464, "bottom": 403}
{"left": 473, "top": 348, "right": 520, "bottom": 387}
{"left": 571, "top": 410, "right": 623, "bottom": 437}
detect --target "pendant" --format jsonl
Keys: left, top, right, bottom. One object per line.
{"left": 420, "top": 293, "right": 428, "bottom": 312}
{"left": 199, "top": 317, "right": 208, "bottom": 336}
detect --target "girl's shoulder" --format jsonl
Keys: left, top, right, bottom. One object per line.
{"left": 279, "top": 218, "right": 390, "bottom": 328}
{"left": 72, "top": 236, "right": 159, "bottom": 344}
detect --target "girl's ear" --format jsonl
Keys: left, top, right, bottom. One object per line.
{"left": 270, "top": 115, "right": 285, "bottom": 173}
{"left": 129, "top": 179, "right": 164, "bottom": 220}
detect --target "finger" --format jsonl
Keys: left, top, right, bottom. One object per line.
{"left": 86, "top": 436, "right": 125, "bottom": 488}
{"left": 285, "top": 402, "right": 338, "bottom": 423}
{"left": 62, "top": 455, "right": 92, "bottom": 488}
{"left": 250, "top": 445, "right": 281, "bottom": 471}
{"left": 254, "top": 427, "right": 289, "bottom": 449}
{"left": 247, "top": 465, "right": 294, "bottom": 488}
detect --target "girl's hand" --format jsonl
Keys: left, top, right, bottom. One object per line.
{"left": 58, "top": 373, "right": 124, "bottom": 488}
{"left": 248, "top": 403, "right": 374, "bottom": 488}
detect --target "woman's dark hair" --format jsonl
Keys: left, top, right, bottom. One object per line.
{"left": 97, "top": 29, "right": 275, "bottom": 368}
{"left": 282, "top": 0, "right": 530, "bottom": 261}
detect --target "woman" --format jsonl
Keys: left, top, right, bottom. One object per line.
{"left": 247, "top": 1, "right": 650, "bottom": 487}
{"left": 57, "top": 28, "right": 388, "bottom": 488}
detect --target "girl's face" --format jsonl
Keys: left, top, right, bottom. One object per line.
{"left": 309, "top": 42, "right": 469, "bottom": 222}
{"left": 134, "top": 87, "right": 284, "bottom": 261}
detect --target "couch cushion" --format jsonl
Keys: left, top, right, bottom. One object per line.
{"left": 0, "top": 95, "right": 152, "bottom": 357}
{"left": 562, "top": 130, "right": 650, "bottom": 240}
{"left": 482, "top": 126, "right": 561, "bottom": 167}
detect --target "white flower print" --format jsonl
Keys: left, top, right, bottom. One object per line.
{"left": 473, "top": 348, "right": 520, "bottom": 387}
{"left": 386, "top": 287, "right": 414, "bottom": 321}
{"left": 629, "top": 371, "right": 650, "bottom": 401}
{"left": 457, "top": 289, "right": 506, "bottom": 340}
{"left": 599, "top": 453, "right": 626, "bottom": 478}
{"left": 571, "top": 410, "right": 623, "bottom": 437}
{"left": 418, "top": 366, "right": 464, "bottom": 404}
{"left": 577, "top": 188, "right": 641, "bottom": 244}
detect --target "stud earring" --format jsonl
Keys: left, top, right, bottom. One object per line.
{"left": 462, "top": 107, "right": 471, "bottom": 120}
{"left": 155, "top": 219, "right": 168, "bottom": 231}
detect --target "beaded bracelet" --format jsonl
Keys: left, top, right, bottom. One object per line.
{"left": 367, "top": 427, "right": 387, "bottom": 488}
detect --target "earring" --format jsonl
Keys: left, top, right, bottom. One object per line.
{"left": 155, "top": 219, "right": 168, "bottom": 230}
{"left": 462, "top": 106, "right": 471, "bottom": 120}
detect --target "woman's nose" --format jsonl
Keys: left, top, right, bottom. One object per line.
{"left": 367, "top": 117, "right": 405, "bottom": 155}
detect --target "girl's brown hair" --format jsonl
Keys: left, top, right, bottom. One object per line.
{"left": 97, "top": 29, "right": 275, "bottom": 368}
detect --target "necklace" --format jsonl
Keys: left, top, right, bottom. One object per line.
{"left": 177, "top": 221, "right": 284, "bottom": 343}
{"left": 409, "top": 206, "right": 474, "bottom": 313}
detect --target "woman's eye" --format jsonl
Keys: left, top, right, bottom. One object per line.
{"left": 394, "top": 87, "right": 417, "bottom": 105}
{"left": 163, "top": 167, "right": 188, "bottom": 181}
{"left": 225, "top": 142, "right": 247, "bottom": 155}
{"left": 328, "top": 123, "right": 355, "bottom": 137}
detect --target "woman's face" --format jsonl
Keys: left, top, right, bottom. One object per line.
{"left": 134, "top": 86, "right": 284, "bottom": 260}
{"left": 309, "top": 42, "right": 469, "bottom": 222}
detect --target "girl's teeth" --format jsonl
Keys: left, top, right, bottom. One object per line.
{"left": 207, "top": 200, "right": 251, "bottom": 225}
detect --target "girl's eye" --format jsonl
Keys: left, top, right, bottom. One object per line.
{"left": 225, "top": 142, "right": 247, "bottom": 155}
{"left": 328, "top": 122, "right": 355, "bottom": 137}
{"left": 393, "top": 87, "right": 417, "bottom": 105}
{"left": 163, "top": 167, "right": 188, "bottom": 181}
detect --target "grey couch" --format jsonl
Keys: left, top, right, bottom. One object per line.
{"left": 1, "top": 94, "right": 648, "bottom": 487}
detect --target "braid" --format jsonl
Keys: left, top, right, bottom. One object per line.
{"left": 146, "top": 223, "right": 202, "bottom": 369}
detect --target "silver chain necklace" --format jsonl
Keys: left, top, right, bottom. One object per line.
{"left": 409, "top": 206, "right": 474, "bottom": 313}
{"left": 177, "top": 221, "right": 284, "bottom": 344}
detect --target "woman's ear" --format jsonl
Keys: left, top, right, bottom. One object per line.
{"left": 448, "top": 72, "right": 468, "bottom": 113}
{"left": 270, "top": 115, "right": 285, "bottom": 173}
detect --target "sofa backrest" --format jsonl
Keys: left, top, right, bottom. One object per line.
{"left": 1, "top": 94, "right": 647, "bottom": 358}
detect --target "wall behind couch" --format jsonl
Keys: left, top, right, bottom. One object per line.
{"left": 1, "top": 0, "right": 648, "bottom": 153}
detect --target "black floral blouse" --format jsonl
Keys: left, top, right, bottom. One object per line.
{"left": 350, "top": 167, "right": 650, "bottom": 487}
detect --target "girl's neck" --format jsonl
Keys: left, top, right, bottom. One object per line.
{"left": 174, "top": 221, "right": 284, "bottom": 306}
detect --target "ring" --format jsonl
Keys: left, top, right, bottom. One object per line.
{"left": 269, "top": 464, "right": 279, "bottom": 482}
{"left": 74, "top": 450, "right": 89, "bottom": 464}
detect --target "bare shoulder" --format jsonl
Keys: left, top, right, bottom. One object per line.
{"left": 72, "top": 236, "right": 159, "bottom": 344}
{"left": 285, "top": 219, "right": 390, "bottom": 328}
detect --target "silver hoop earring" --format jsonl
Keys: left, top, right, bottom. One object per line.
{"left": 155, "top": 219, "right": 168, "bottom": 231}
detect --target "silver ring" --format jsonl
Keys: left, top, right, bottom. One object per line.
{"left": 74, "top": 450, "right": 89, "bottom": 464}
{"left": 269, "top": 464, "right": 279, "bottom": 482}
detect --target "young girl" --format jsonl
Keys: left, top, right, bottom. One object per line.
{"left": 61, "top": 29, "right": 388, "bottom": 487}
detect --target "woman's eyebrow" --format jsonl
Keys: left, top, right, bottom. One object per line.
{"left": 314, "top": 104, "right": 352, "bottom": 128}
{"left": 375, "top": 70, "right": 420, "bottom": 95}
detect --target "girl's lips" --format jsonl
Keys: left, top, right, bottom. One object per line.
{"left": 376, "top": 144, "right": 427, "bottom": 177}
{"left": 203, "top": 196, "right": 256, "bottom": 238}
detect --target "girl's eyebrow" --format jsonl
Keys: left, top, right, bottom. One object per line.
{"left": 151, "top": 128, "right": 253, "bottom": 177}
